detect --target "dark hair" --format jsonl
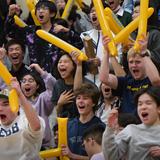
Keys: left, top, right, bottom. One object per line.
{"left": 56, "top": 52, "right": 77, "bottom": 78}
{"left": 74, "top": 83, "right": 100, "bottom": 111}
{"left": 134, "top": 1, "right": 140, "bottom": 7}
{"left": 134, "top": 86, "right": 160, "bottom": 107}
{"left": 5, "top": 39, "right": 25, "bottom": 53}
{"left": 35, "top": 0, "right": 57, "bottom": 18}
{"left": 83, "top": 123, "right": 105, "bottom": 145}
{"left": 54, "top": 18, "right": 69, "bottom": 28}
{"left": 21, "top": 69, "right": 46, "bottom": 95}
{"left": 118, "top": 113, "right": 140, "bottom": 128}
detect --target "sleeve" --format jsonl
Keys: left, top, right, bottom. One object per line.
{"left": 102, "top": 126, "right": 131, "bottom": 160}
{"left": 4, "top": 16, "right": 26, "bottom": 42}
{"left": 112, "top": 76, "right": 127, "bottom": 97}
{"left": 51, "top": 81, "right": 60, "bottom": 106}
{"left": 67, "top": 30, "right": 84, "bottom": 50}
{"left": 38, "top": 72, "right": 57, "bottom": 116}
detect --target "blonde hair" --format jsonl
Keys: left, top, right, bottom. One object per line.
{"left": 127, "top": 47, "right": 141, "bottom": 60}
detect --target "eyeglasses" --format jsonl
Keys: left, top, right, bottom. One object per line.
{"left": 36, "top": 6, "right": 49, "bottom": 11}
{"left": 8, "top": 47, "right": 21, "bottom": 52}
{"left": 20, "top": 78, "right": 35, "bottom": 84}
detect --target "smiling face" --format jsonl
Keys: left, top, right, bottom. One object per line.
{"left": 76, "top": 94, "right": 95, "bottom": 116}
{"left": 57, "top": 54, "right": 75, "bottom": 80}
{"left": 0, "top": 98, "right": 17, "bottom": 126}
{"left": 21, "top": 74, "right": 39, "bottom": 98}
{"left": 128, "top": 54, "right": 146, "bottom": 80}
{"left": 7, "top": 44, "right": 24, "bottom": 66}
{"left": 137, "top": 93, "right": 160, "bottom": 125}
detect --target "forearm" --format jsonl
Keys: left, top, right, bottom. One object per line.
{"left": 99, "top": 51, "right": 110, "bottom": 84}
{"left": 144, "top": 56, "right": 160, "bottom": 86}
{"left": 110, "top": 57, "right": 126, "bottom": 77}
{"left": 74, "top": 64, "right": 82, "bottom": 91}
{"left": 18, "top": 91, "right": 41, "bottom": 131}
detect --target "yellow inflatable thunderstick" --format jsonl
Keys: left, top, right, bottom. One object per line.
{"left": 93, "top": 0, "right": 117, "bottom": 56}
{"left": 61, "top": 0, "right": 75, "bottom": 20}
{"left": 114, "top": 7, "right": 154, "bottom": 44}
{"left": 0, "top": 61, "right": 19, "bottom": 113}
{"left": 39, "top": 118, "right": 69, "bottom": 160}
{"left": 134, "top": 0, "right": 149, "bottom": 52}
{"left": 36, "top": 30, "right": 88, "bottom": 61}
{"left": 14, "top": 15, "right": 27, "bottom": 28}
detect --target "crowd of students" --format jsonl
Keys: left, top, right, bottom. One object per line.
{"left": 0, "top": 0, "right": 160, "bottom": 160}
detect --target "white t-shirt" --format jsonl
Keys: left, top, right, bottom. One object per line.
{"left": 91, "top": 152, "right": 105, "bottom": 160}
{"left": 0, "top": 114, "right": 45, "bottom": 160}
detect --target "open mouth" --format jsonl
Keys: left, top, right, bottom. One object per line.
{"left": 39, "top": 15, "right": 44, "bottom": 20}
{"left": 105, "top": 88, "right": 111, "bottom": 93}
{"left": 78, "top": 106, "right": 85, "bottom": 109}
{"left": 0, "top": 114, "right": 7, "bottom": 120}
{"left": 132, "top": 69, "right": 139, "bottom": 74}
{"left": 92, "top": 17, "right": 97, "bottom": 22}
{"left": 11, "top": 56, "right": 19, "bottom": 61}
{"left": 141, "top": 112, "right": 149, "bottom": 119}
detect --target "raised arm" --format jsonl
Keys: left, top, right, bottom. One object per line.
{"left": 10, "top": 77, "right": 41, "bottom": 131}
{"left": 29, "top": 64, "right": 57, "bottom": 115}
{"left": 70, "top": 51, "right": 83, "bottom": 91}
{"left": 139, "top": 34, "right": 160, "bottom": 86}
{"left": 99, "top": 36, "right": 118, "bottom": 89}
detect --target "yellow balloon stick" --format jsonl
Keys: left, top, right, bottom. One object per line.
{"left": 61, "top": 0, "right": 75, "bottom": 20}
{"left": 26, "top": 0, "right": 41, "bottom": 26}
{"left": 0, "top": 61, "right": 19, "bottom": 113}
{"left": 134, "top": 0, "right": 149, "bottom": 52}
{"left": 39, "top": 118, "right": 69, "bottom": 159}
{"left": 75, "top": 0, "right": 83, "bottom": 8}
{"left": 104, "top": 7, "right": 124, "bottom": 34}
{"left": 36, "top": 30, "right": 88, "bottom": 61}
{"left": 31, "top": 9, "right": 41, "bottom": 26}
{"left": 114, "top": 7, "right": 154, "bottom": 44}
{"left": 93, "top": 0, "right": 117, "bottom": 56}
{"left": 26, "top": 0, "right": 35, "bottom": 11}
{"left": 14, "top": 15, "right": 27, "bottom": 28}
{"left": 58, "top": 118, "right": 69, "bottom": 160}
{"left": 40, "top": 148, "right": 61, "bottom": 158}
{"left": 9, "top": 89, "right": 19, "bottom": 113}
{"left": 0, "top": 61, "right": 12, "bottom": 85}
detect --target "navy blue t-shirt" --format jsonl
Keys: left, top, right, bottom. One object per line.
{"left": 112, "top": 75, "right": 151, "bottom": 114}
{"left": 67, "top": 116, "right": 105, "bottom": 156}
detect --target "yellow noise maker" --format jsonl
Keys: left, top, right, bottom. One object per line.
{"left": 0, "top": 61, "right": 19, "bottom": 113}
{"left": 75, "top": 0, "right": 83, "bottom": 8}
{"left": 36, "top": 30, "right": 88, "bottom": 61}
{"left": 31, "top": 9, "right": 41, "bottom": 26}
{"left": 93, "top": 0, "right": 117, "bottom": 56}
{"left": 114, "top": 7, "right": 154, "bottom": 44}
{"left": 134, "top": 0, "right": 149, "bottom": 52}
{"left": 61, "top": 0, "right": 75, "bottom": 20}
{"left": 14, "top": 15, "right": 27, "bottom": 28}
{"left": 39, "top": 118, "right": 69, "bottom": 160}
{"left": 26, "top": 0, "right": 35, "bottom": 12}
{"left": 104, "top": 7, "right": 124, "bottom": 34}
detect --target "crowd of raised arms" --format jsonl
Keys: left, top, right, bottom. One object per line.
{"left": 0, "top": 0, "right": 160, "bottom": 160}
